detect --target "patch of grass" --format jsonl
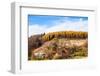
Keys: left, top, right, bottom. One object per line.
{"left": 69, "top": 46, "right": 88, "bottom": 58}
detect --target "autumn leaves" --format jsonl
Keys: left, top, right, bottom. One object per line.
{"left": 42, "top": 31, "right": 87, "bottom": 41}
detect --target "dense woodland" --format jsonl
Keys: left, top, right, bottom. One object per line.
{"left": 42, "top": 31, "right": 87, "bottom": 41}
{"left": 28, "top": 31, "right": 88, "bottom": 60}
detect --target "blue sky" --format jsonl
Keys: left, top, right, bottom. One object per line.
{"left": 28, "top": 15, "right": 88, "bottom": 36}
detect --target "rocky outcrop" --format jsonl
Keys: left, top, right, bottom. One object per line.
{"left": 31, "top": 38, "right": 87, "bottom": 60}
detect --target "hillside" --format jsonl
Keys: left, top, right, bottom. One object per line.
{"left": 28, "top": 31, "right": 88, "bottom": 60}
{"left": 31, "top": 38, "right": 88, "bottom": 60}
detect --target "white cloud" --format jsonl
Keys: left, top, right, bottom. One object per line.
{"left": 29, "top": 24, "right": 47, "bottom": 37}
{"left": 29, "top": 19, "right": 88, "bottom": 37}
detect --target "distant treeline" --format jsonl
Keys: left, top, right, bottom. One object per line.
{"left": 42, "top": 31, "right": 88, "bottom": 41}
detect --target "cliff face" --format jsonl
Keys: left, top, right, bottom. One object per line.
{"left": 31, "top": 38, "right": 88, "bottom": 60}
